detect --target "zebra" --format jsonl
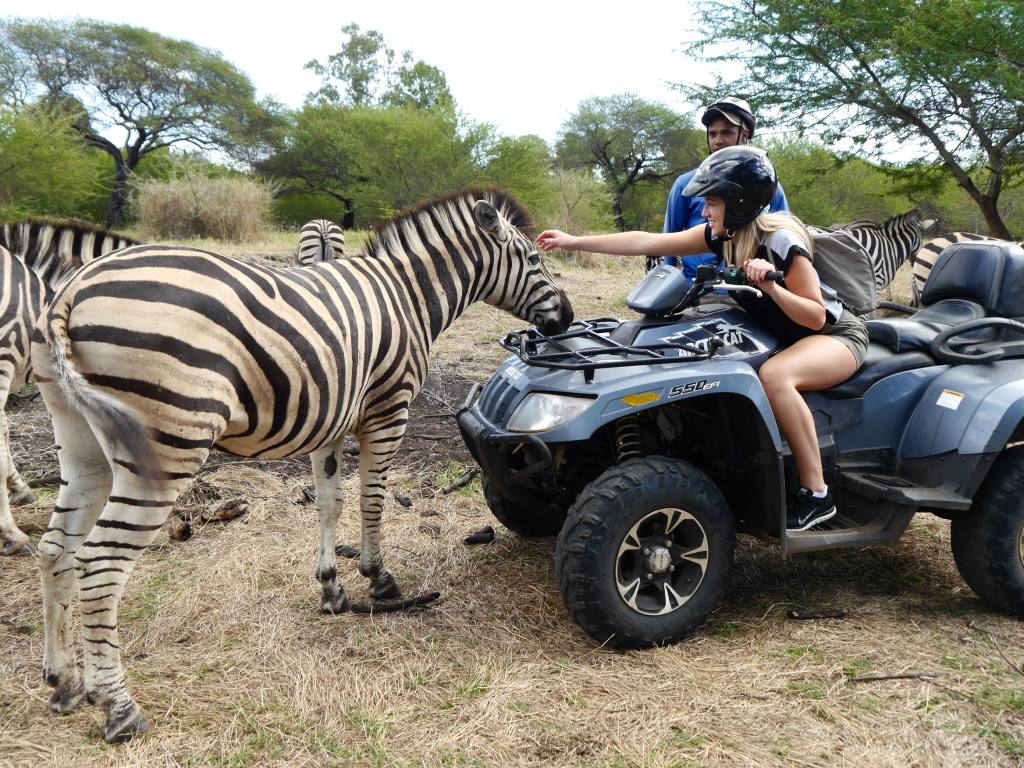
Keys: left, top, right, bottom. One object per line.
{"left": 0, "top": 247, "right": 48, "bottom": 554}
{"left": 0, "top": 220, "right": 138, "bottom": 554}
{"left": 910, "top": 232, "right": 1022, "bottom": 306}
{"left": 833, "top": 209, "right": 934, "bottom": 299}
{"left": 31, "top": 188, "right": 573, "bottom": 743}
{"left": 0, "top": 218, "right": 137, "bottom": 289}
{"left": 295, "top": 218, "right": 345, "bottom": 265}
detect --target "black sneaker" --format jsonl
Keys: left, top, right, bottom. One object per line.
{"left": 787, "top": 488, "right": 837, "bottom": 531}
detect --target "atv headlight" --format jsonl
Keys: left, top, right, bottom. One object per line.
{"left": 506, "top": 393, "right": 593, "bottom": 433}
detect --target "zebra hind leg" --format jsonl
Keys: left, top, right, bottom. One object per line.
{"left": 311, "top": 443, "right": 350, "bottom": 614}
{"left": 34, "top": 382, "right": 113, "bottom": 715}
{"left": 357, "top": 427, "right": 403, "bottom": 601}
{"left": 77, "top": 464, "right": 199, "bottom": 744}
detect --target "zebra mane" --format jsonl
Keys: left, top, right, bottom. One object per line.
{"left": 839, "top": 209, "right": 920, "bottom": 232}
{"left": 364, "top": 187, "right": 533, "bottom": 257}
{"left": 2, "top": 217, "right": 138, "bottom": 241}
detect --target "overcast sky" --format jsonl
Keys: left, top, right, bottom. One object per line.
{"left": 13, "top": 0, "right": 713, "bottom": 144}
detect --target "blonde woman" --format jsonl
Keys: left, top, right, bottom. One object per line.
{"left": 537, "top": 146, "right": 868, "bottom": 531}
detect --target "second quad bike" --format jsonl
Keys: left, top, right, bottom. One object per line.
{"left": 457, "top": 240, "right": 1024, "bottom": 648}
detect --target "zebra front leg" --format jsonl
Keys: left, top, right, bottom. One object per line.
{"left": 36, "top": 397, "right": 112, "bottom": 714}
{"left": 357, "top": 428, "right": 403, "bottom": 600}
{"left": 311, "top": 444, "right": 349, "bottom": 614}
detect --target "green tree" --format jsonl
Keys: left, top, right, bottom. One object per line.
{"left": 307, "top": 23, "right": 453, "bottom": 111}
{"left": 556, "top": 95, "right": 702, "bottom": 230}
{"left": 0, "top": 105, "right": 106, "bottom": 218}
{"left": 1, "top": 18, "right": 281, "bottom": 227}
{"left": 481, "top": 135, "right": 559, "bottom": 223}
{"left": 677, "top": 0, "right": 1024, "bottom": 238}
{"left": 259, "top": 104, "right": 486, "bottom": 226}
{"left": 766, "top": 139, "right": 916, "bottom": 226}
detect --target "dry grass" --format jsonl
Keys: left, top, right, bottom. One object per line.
{"left": 1, "top": 246, "right": 1022, "bottom": 767}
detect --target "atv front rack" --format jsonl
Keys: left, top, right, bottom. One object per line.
{"left": 501, "top": 318, "right": 717, "bottom": 383}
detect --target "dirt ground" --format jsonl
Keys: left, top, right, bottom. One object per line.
{"left": 0, "top": 248, "right": 1022, "bottom": 767}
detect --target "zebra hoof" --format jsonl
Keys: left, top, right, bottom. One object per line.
{"left": 104, "top": 703, "right": 149, "bottom": 744}
{"left": 0, "top": 531, "right": 30, "bottom": 556}
{"left": 371, "top": 571, "right": 402, "bottom": 600}
{"left": 9, "top": 487, "right": 36, "bottom": 506}
{"left": 320, "top": 591, "right": 350, "bottom": 615}
{"left": 48, "top": 681, "right": 86, "bottom": 714}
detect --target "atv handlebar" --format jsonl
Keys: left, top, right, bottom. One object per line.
{"left": 931, "top": 317, "right": 1024, "bottom": 364}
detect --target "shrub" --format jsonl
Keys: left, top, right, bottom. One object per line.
{"left": 132, "top": 166, "right": 276, "bottom": 242}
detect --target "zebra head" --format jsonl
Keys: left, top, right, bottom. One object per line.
{"left": 881, "top": 209, "right": 931, "bottom": 258}
{"left": 472, "top": 197, "right": 574, "bottom": 336}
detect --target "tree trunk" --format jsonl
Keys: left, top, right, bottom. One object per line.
{"left": 977, "top": 196, "right": 1013, "bottom": 240}
{"left": 612, "top": 189, "right": 626, "bottom": 232}
{"left": 106, "top": 160, "right": 131, "bottom": 229}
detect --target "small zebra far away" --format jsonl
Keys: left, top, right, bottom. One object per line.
{"left": 0, "top": 219, "right": 138, "bottom": 555}
{"left": 832, "top": 209, "right": 934, "bottom": 300}
{"left": 911, "top": 231, "right": 1023, "bottom": 306}
{"left": 295, "top": 218, "right": 346, "bottom": 265}
{"left": 30, "top": 188, "right": 573, "bottom": 743}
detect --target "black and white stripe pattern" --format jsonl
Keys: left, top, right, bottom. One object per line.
{"left": 0, "top": 218, "right": 137, "bottom": 289}
{"left": 0, "top": 220, "right": 138, "bottom": 554}
{"left": 834, "top": 210, "right": 931, "bottom": 298}
{"left": 295, "top": 218, "right": 345, "bottom": 265}
{"left": 31, "top": 189, "right": 573, "bottom": 743}
{"left": 0, "top": 247, "right": 47, "bottom": 554}
{"left": 910, "top": 232, "right": 1022, "bottom": 306}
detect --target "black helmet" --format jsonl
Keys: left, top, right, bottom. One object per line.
{"left": 701, "top": 97, "right": 756, "bottom": 139}
{"left": 683, "top": 146, "right": 777, "bottom": 232}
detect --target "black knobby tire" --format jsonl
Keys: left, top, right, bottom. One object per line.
{"left": 482, "top": 476, "right": 564, "bottom": 537}
{"left": 951, "top": 447, "right": 1024, "bottom": 616}
{"left": 556, "top": 456, "right": 735, "bottom": 649}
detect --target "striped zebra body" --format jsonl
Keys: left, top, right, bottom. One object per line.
{"left": 0, "top": 247, "right": 47, "bottom": 553}
{"left": 911, "top": 232, "right": 1022, "bottom": 306}
{"left": 0, "top": 220, "right": 138, "bottom": 554}
{"left": 295, "top": 218, "right": 345, "bottom": 265}
{"left": 834, "top": 210, "right": 931, "bottom": 299}
{"left": 31, "top": 189, "right": 572, "bottom": 743}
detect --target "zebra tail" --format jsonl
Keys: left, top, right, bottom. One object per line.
{"left": 47, "top": 296, "right": 166, "bottom": 482}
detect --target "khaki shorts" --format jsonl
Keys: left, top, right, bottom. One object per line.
{"left": 822, "top": 310, "right": 869, "bottom": 367}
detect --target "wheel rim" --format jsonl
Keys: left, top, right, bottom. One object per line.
{"left": 615, "top": 507, "right": 709, "bottom": 616}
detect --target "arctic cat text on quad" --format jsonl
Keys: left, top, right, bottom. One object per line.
{"left": 457, "top": 242, "right": 1024, "bottom": 649}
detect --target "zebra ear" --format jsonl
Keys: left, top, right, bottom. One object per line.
{"left": 473, "top": 200, "right": 507, "bottom": 239}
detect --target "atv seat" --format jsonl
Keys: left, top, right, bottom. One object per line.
{"left": 865, "top": 240, "right": 1024, "bottom": 355}
{"left": 825, "top": 343, "right": 934, "bottom": 398}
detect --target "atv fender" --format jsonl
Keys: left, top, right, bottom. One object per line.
{"left": 898, "top": 359, "right": 1024, "bottom": 493}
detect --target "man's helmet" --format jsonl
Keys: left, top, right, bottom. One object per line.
{"left": 701, "top": 97, "right": 756, "bottom": 139}
{"left": 683, "top": 146, "right": 777, "bottom": 232}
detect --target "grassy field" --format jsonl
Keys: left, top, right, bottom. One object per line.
{"left": 0, "top": 236, "right": 1022, "bottom": 767}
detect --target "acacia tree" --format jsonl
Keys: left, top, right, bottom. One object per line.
{"left": 556, "top": 95, "right": 702, "bottom": 230}
{"left": 677, "top": 0, "right": 1024, "bottom": 238}
{"left": 306, "top": 23, "right": 453, "bottom": 111}
{"left": 1, "top": 18, "right": 280, "bottom": 227}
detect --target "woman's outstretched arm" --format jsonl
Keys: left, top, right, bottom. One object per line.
{"left": 537, "top": 224, "right": 709, "bottom": 258}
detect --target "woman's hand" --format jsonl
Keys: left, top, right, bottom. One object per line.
{"left": 743, "top": 257, "right": 778, "bottom": 292}
{"left": 537, "top": 230, "right": 578, "bottom": 252}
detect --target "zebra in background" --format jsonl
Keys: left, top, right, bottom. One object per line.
{"left": 295, "top": 218, "right": 345, "bottom": 265}
{"left": 0, "top": 247, "right": 47, "bottom": 554}
{"left": 0, "top": 220, "right": 139, "bottom": 555}
{"left": 910, "top": 232, "right": 1022, "bottom": 306}
{"left": 31, "top": 188, "right": 573, "bottom": 743}
{"left": 0, "top": 218, "right": 137, "bottom": 288}
{"left": 833, "top": 209, "right": 934, "bottom": 300}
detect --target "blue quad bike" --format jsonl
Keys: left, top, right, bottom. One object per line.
{"left": 457, "top": 240, "right": 1024, "bottom": 649}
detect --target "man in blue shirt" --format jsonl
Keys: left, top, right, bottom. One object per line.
{"left": 662, "top": 97, "right": 789, "bottom": 278}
